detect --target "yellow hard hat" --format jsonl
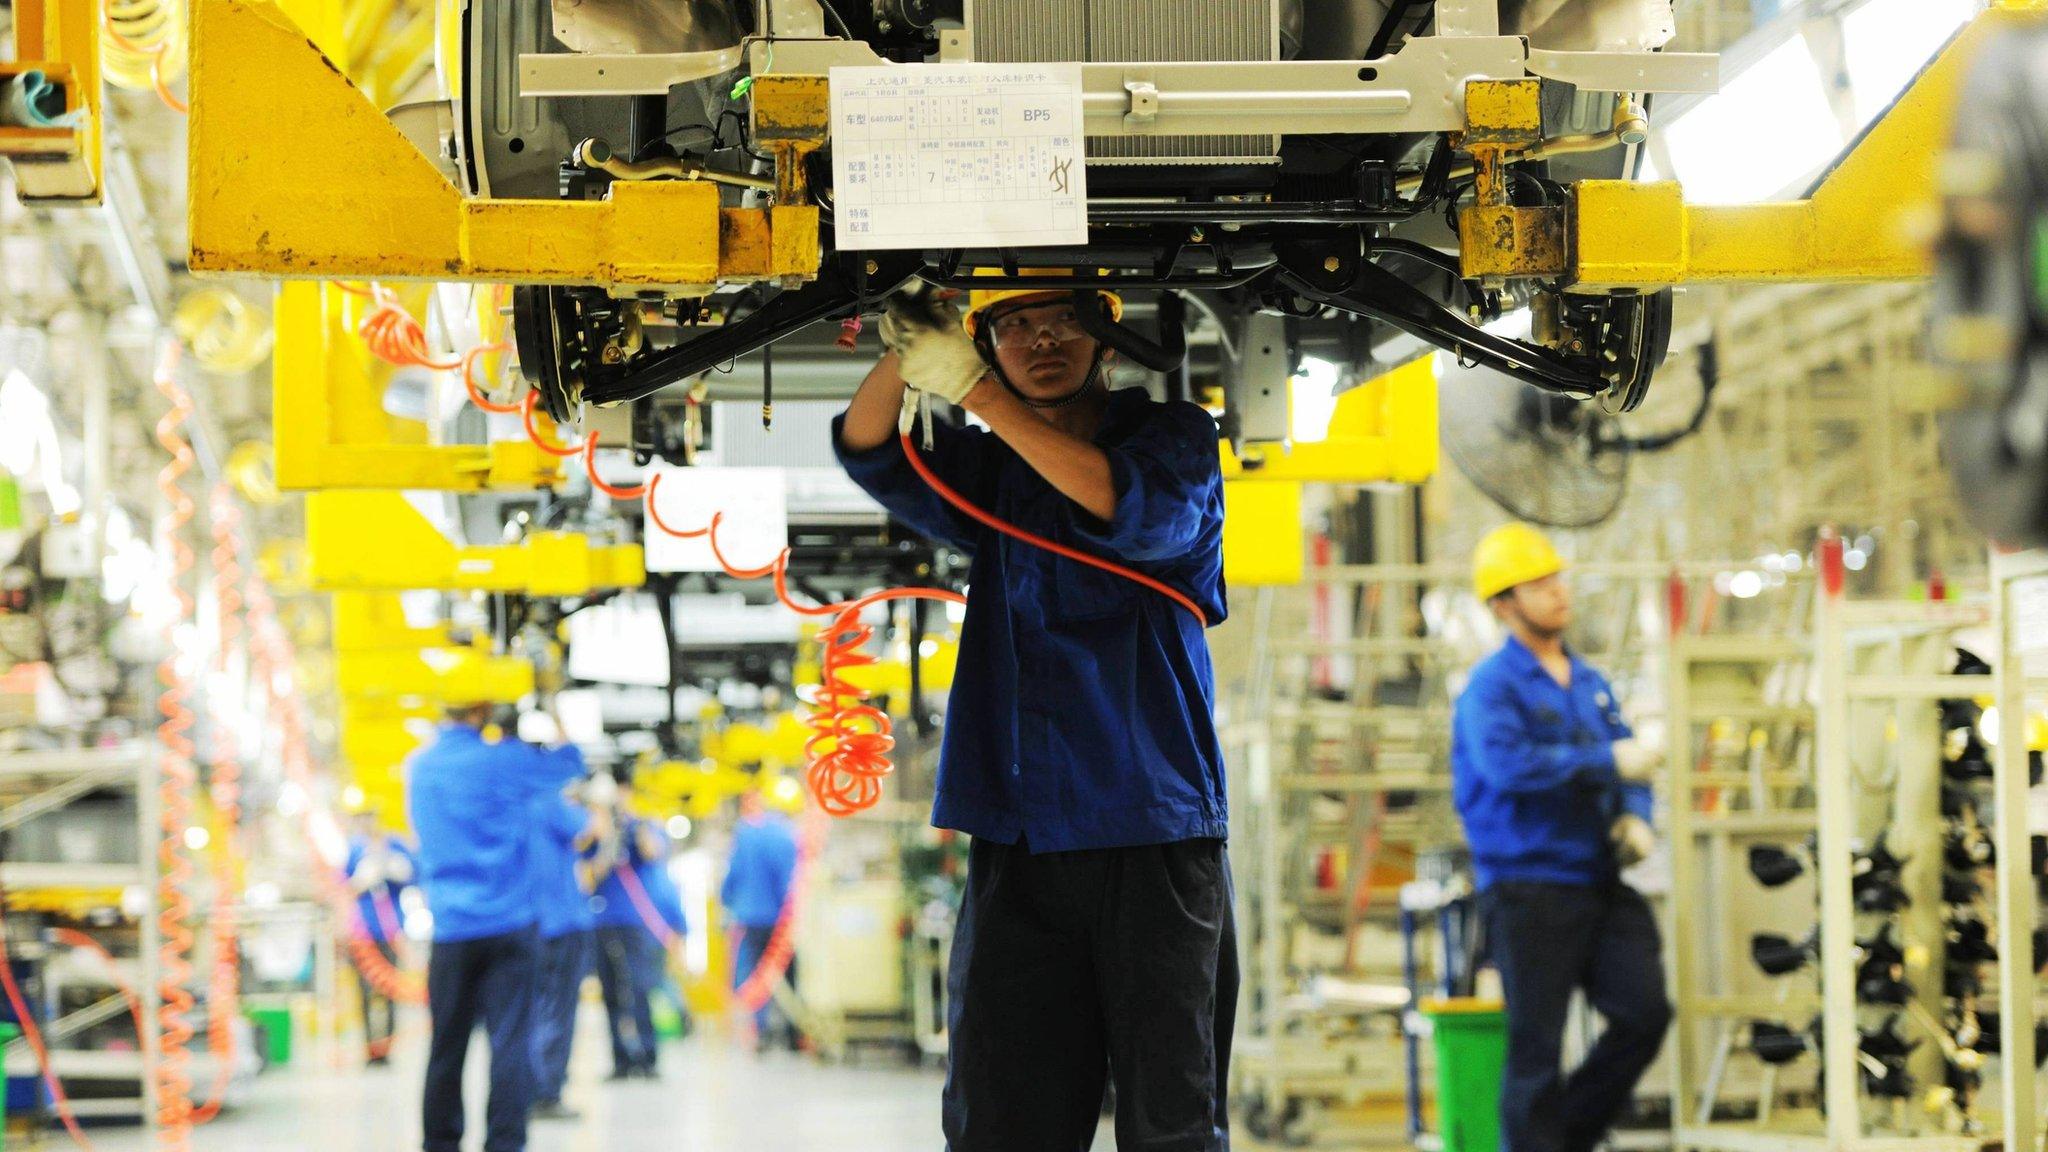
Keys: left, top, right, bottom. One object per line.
{"left": 1472, "top": 523, "right": 1567, "bottom": 601}
{"left": 963, "top": 268, "right": 1122, "bottom": 336}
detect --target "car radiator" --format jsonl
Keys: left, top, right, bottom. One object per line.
{"left": 965, "top": 0, "right": 1281, "bottom": 166}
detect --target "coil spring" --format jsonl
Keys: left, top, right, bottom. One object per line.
{"left": 172, "top": 289, "right": 272, "bottom": 376}
{"left": 102, "top": 0, "right": 187, "bottom": 111}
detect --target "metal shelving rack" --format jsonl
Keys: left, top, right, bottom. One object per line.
{"left": 0, "top": 743, "right": 161, "bottom": 1126}
{"left": 1229, "top": 560, "right": 1784, "bottom": 1147}
{"left": 1673, "top": 544, "right": 2035, "bottom": 1152}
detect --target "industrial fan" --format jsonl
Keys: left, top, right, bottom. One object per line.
{"left": 1441, "top": 337, "right": 1719, "bottom": 529}
{"left": 1441, "top": 364, "right": 1634, "bottom": 529}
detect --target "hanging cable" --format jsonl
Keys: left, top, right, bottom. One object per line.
{"left": 152, "top": 344, "right": 199, "bottom": 1149}
{"left": 0, "top": 900, "right": 97, "bottom": 1151}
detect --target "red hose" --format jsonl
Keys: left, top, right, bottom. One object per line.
{"left": 152, "top": 345, "right": 199, "bottom": 1148}
{"left": 893, "top": 430, "right": 1207, "bottom": 626}
{"left": 185, "top": 483, "right": 250, "bottom": 1126}
{"left": 0, "top": 902, "right": 97, "bottom": 1150}
{"left": 522, "top": 392, "right": 582, "bottom": 458}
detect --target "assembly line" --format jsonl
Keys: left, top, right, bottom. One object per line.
{"left": 3, "top": 1, "right": 2048, "bottom": 1152}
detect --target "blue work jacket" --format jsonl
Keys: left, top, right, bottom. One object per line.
{"left": 407, "top": 725, "right": 586, "bottom": 942}
{"left": 343, "top": 835, "right": 417, "bottom": 945}
{"left": 528, "top": 747, "right": 594, "bottom": 940}
{"left": 589, "top": 819, "right": 666, "bottom": 930}
{"left": 833, "top": 387, "right": 1229, "bottom": 853}
{"left": 721, "top": 814, "right": 798, "bottom": 930}
{"left": 1450, "top": 635, "right": 1652, "bottom": 889}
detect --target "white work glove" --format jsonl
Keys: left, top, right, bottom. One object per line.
{"left": 1611, "top": 813, "right": 1656, "bottom": 868}
{"left": 879, "top": 296, "right": 987, "bottom": 406}
{"left": 1611, "top": 736, "right": 1664, "bottom": 782}
{"left": 517, "top": 710, "right": 562, "bottom": 746}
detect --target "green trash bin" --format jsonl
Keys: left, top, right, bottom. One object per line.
{"left": 248, "top": 1006, "right": 293, "bottom": 1067}
{"left": 1, "top": 1021, "right": 18, "bottom": 1149}
{"left": 1423, "top": 997, "right": 1507, "bottom": 1152}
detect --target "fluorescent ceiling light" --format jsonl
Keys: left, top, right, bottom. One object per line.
{"left": 1289, "top": 357, "right": 1341, "bottom": 444}
{"left": 1664, "top": 37, "right": 1841, "bottom": 204}
{"left": 1844, "top": 0, "right": 1974, "bottom": 124}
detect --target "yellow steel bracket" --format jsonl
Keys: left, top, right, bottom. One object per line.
{"left": 273, "top": 282, "right": 566, "bottom": 491}
{"left": 306, "top": 490, "right": 644, "bottom": 593}
{"left": 1457, "top": 80, "right": 1565, "bottom": 283}
{"left": 188, "top": 0, "right": 818, "bottom": 287}
{"left": 1221, "top": 357, "right": 1439, "bottom": 484}
{"left": 1571, "top": 3, "right": 2041, "bottom": 288}
{"left": 1214, "top": 359, "right": 1438, "bottom": 586}
{"left": 1, "top": 0, "right": 103, "bottom": 203}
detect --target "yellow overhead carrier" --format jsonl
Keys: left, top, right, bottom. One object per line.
{"left": 272, "top": 282, "right": 567, "bottom": 492}
{"left": 186, "top": 0, "right": 814, "bottom": 287}
{"left": 1, "top": 0, "right": 103, "bottom": 203}
{"left": 186, "top": 0, "right": 2036, "bottom": 291}
{"left": 306, "top": 490, "right": 644, "bottom": 594}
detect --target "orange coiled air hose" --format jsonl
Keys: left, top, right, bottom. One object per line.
{"left": 188, "top": 484, "right": 246, "bottom": 1125}
{"left": 239, "top": 579, "right": 426, "bottom": 1008}
{"left": 152, "top": 345, "right": 199, "bottom": 1149}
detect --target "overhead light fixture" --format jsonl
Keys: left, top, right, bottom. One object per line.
{"left": 1843, "top": 0, "right": 1974, "bottom": 125}
{"left": 1289, "top": 356, "right": 1341, "bottom": 445}
{"left": 1664, "top": 37, "right": 1841, "bottom": 204}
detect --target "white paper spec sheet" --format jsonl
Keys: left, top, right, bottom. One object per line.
{"left": 828, "top": 63, "right": 1089, "bottom": 251}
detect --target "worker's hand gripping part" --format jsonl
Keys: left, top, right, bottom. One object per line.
{"left": 834, "top": 269, "right": 1235, "bottom": 1152}
{"left": 1452, "top": 524, "right": 1674, "bottom": 1152}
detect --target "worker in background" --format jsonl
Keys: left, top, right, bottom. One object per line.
{"left": 1451, "top": 525, "right": 1672, "bottom": 1152}
{"left": 630, "top": 825, "right": 693, "bottom": 1041}
{"left": 586, "top": 778, "right": 666, "bottom": 1081}
{"left": 408, "top": 703, "right": 602, "bottom": 1152}
{"left": 719, "top": 788, "right": 798, "bottom": 1051}
{"left": 342, "top": 801, "right": 417, "bottom": 1067}
{"left": 524, "top": 709, "right": 603, "bottom": 1123}
{"left": 834, "top": 272, "right": 1233, "bottom": 1152}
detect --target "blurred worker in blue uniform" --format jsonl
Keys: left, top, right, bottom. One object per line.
{"left": 1451, "top": 525, "right": 1672, "bottom": 1152}
{"left": 524, "top": 711, "right": 603, "bottom": 1123}
{"left": 630, "top": 826, "right": 692, "bottom": 1041}
{"left": 585, "top": 779, "right": 667, "bottom": 1080}
{"left": 408, "top": 702, "right": 601, "bottom": 1152}
{"left": 834, "top": 272, "right": 1234, "bottom": 1152}
{"left": 342, "top": 800, "right": 417, "bottom": 1066}
{"left": 719, "top": 789, "right": 798, "bottom": 1049}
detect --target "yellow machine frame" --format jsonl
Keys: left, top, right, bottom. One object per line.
{"left": 186, "top": 0, "right": 2035, "bottom": 291}
{"left": 187, "top": 0, "right": 815, "bottom": 287}
{"left": 273, "top": 282, "right": 568, "bottom": 491}
{"left": 1, "top": 0, "right": 102, "bottom": 203}
{"left": 306, "top": 490, "right": 644, "bottom": 594}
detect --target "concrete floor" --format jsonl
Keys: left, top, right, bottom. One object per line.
{"left": 77, "top": 1002, "right": 1140, "bottom": 1151}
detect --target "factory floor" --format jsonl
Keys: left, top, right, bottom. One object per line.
{"left": 82, "top": 1001, "right": 1160, "bottom": 1151}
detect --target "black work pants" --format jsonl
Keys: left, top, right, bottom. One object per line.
{"left": 423, "top": 928, "right": 538, "bottom": 1152}
{"left": 594, "top": 924, "right": 658, "bottom": 1074}
{"left": 356, "top": 937, "right": 399, "bottom": 1061}
{"left": 1483, "top": 881, "right": 1672, "bottom": 1152}
{"left": 942, "top": 836, "right": 1237, "bottom": 1152}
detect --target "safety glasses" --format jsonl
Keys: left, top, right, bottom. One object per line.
{"left": 986, "top": 304, "right": 1090, "bottom": 350}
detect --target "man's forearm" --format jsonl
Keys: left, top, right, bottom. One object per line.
{"left": 839, "top": 354, "right": 915, "bottom": 452}
{"left": 962, "top": 381, "right": 1116, "bottom": 522}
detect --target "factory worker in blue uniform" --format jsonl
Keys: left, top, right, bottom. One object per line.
{"left": 834, "top": 270, "right": 1233, "bottom": 1152}
{"left": 523, "top": 718, "right": 602, "bottom": 1123}
{"left": 407, "top": 703, "right": 600, "bottom": 1152}
{"left": 1451, "top": 525, "right": 1672, "bottom": 1152}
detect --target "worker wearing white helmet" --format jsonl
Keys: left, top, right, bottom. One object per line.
{"left": 1453, "top": 524, "right": 1671, "bottom": 1152}
{"left": 834, "top": 270, "right": 1234, "bottom": 1151}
